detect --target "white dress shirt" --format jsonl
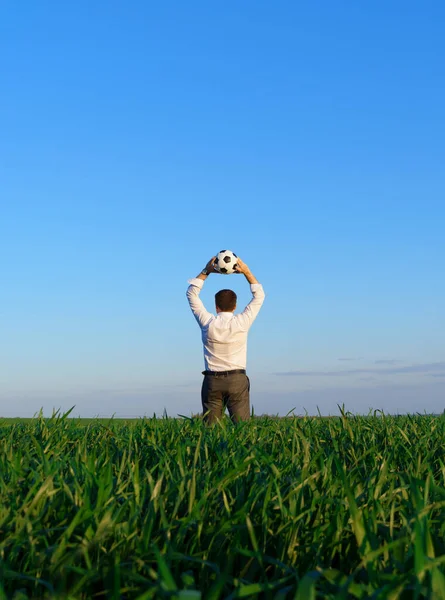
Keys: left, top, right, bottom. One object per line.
{"left": 186, "top": 278, "right": 266, "bottom": 372}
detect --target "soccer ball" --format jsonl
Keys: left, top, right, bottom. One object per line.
{"left": 214, "top": 250, "right": 238, "bottom": 274}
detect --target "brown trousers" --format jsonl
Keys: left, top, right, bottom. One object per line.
{"left": 201, "top": 372, "right": 250, "bottom": 424}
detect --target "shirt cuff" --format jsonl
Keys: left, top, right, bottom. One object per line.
{"left": 188, "top": 277, "right": 204, "bottom": 289}
{"left": 251, "top": 283, "right": 263, "bottom": 292}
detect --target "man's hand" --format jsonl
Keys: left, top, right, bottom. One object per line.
{"left": 204, "top": 256, "right": 217, "bottom": 274}
{"left": 196, "top": 256, "right": 217, "bottom": 280}
{"left": 234, "top": 257, "right": 259, "bottom": 284}
{"left": 234, "top": 257, "right": 249, "bottom": 275}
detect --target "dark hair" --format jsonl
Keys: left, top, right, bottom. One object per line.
{"left": 215, "top": 289, "right": 237, "bottom": 312}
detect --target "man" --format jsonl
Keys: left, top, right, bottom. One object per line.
{"left": 186, "top": 256, "right": 265, "bottom": 423}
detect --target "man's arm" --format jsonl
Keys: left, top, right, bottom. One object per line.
{"left": 186, "top": 257, "right": 217, "bottom": 328}
{"left": 234, "top": 258, "right": 265, "bottom": 329}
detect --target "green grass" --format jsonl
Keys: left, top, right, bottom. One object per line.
{"left": 1, "top": 410, "right": 445, "bottom": 598}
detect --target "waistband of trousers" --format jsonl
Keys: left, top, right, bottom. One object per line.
{"left": 202, "top": 369, "right": 246, "bottom": 377}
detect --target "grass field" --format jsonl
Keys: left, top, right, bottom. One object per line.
{"left": 1, "top": 410, "right": 445, "bottom": 599}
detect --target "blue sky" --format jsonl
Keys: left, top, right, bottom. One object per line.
{"left": 1, "top": 1, "right": 444, "bottom": 417}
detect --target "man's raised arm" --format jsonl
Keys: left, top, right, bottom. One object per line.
{"left": 234, "top": 258, "right": 265, "bottom": 329}
{"left": 186, "top": 257, "right": 217, "bottom": 328}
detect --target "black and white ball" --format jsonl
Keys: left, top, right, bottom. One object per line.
{"left": 214, "top": 250, "right": 238, "bottom": 274}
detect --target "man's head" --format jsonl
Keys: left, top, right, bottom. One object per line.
{"left": 215, "top": 289, "right": 237, "bottom": 313}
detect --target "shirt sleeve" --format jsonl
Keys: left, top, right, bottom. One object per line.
{"left": 236, "top": 283, "right": 266, "bottom": 330}
{"left": 186, "top": 278, "right": 214, "bottom": 328}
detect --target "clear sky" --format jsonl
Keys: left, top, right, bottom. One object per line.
{"left": 1, "top": 1, "right": 444, "bottom": 417}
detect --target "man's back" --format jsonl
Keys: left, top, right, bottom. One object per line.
{"left": 188, "top": 286, "right": 265, "bottom": 371}
{"left": 204, "top": 313, "right": 249, "bottom": 371}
